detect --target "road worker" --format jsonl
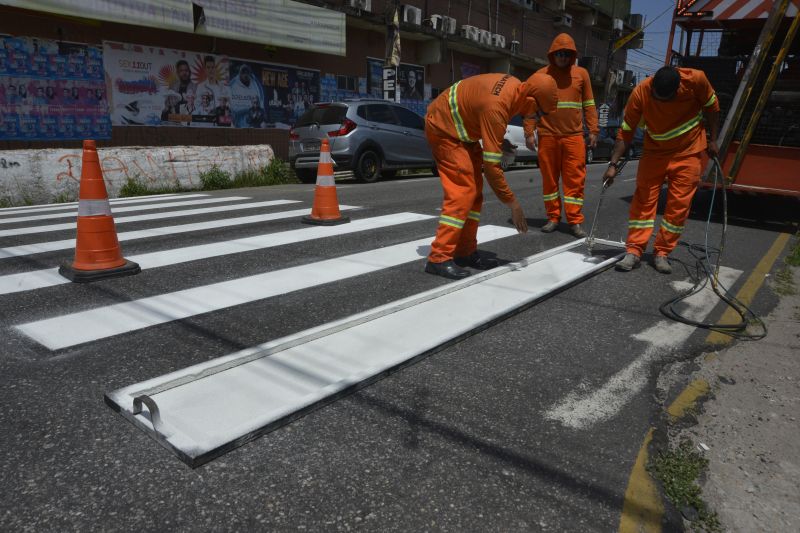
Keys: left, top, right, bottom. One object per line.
{"left": 602, "top": 65, "right": 720, "bottom": 274}
{"left": 424, "top": 72, "right": 558, "bottom": 279}
{"left": 524, "top": 33, "right": 599, "bottom": 238}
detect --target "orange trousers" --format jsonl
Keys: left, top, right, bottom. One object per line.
{"left": 537, "top": 134, "right": 587, "bottom": 224}
{"left": 426, "top": 127, "right": 484, "bottom": 263}
{"left": 626, "top": 152, "right": 702, "bottom": 257}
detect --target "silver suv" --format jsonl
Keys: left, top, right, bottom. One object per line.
{"left": 289, "top": 100, "right": 435, "bottom": 183}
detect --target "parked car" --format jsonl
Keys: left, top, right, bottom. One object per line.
{"left": 585, "top": 124, "right": 642, "bottom": 164}
{"left": 501, "top": 115, "right": 538, "bottom": 170}
{"left": 289, "top": 100, "right": 435, "bottom": 183}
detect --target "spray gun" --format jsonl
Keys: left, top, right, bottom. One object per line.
{"left": 586, "top": 157, "right": 628, "bottom": 256}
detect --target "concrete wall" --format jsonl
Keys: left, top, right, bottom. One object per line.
{"left": 0, "top": 144, "right": 274, "bottom": 205}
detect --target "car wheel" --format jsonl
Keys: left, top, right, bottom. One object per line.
{"left": 586, "top": 148, "right": 594, "bottom": 165}
{"left": 354, "top": 150, "right": 381, "bottom": 183}
{"left": 431, "top": 166, "right": 439, "bottom": 176}
{"left": 294, "top": 168, "right": 317, "bottom": 184}
{"left": 381, "top": 169, "right": 397, "bottom": 179}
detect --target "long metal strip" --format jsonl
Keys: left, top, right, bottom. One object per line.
{"left": 106, "top": 240, "right": 624, "bottom": 467}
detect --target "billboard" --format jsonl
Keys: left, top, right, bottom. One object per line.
{"left": 0, "top": 36, "right": 110, "bottom": 140}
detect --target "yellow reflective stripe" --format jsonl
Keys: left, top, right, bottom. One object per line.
{"left": 468, "top": 210, "right": 480, "bottom": 221}
{"left": 582, "top": 99, "right": 595, "bottom": 107}
{"left": 439, "top": 214, "right": 465, "bottom": 228}
{"left": 660, "top": 219, "right": 684, "bottom": 234}
{"left": 628, "top": 219, "right": 655, "bottom": 228}
{"left": 621, "top": 121, "right": 633, "bottom": 131}
{"left": 564, "top": 196, "right": 584, "bottom": 205}
{"left": 482, "top": 151, "right": 502, "bottom": 163}
{"left": 648, "top": 112, "right": 702, "bottom": 141}
{"left": 704, "top": 93, "right": 717, "bottom": 107}
{"left": 448, "top": 82, "right": 473, "bottom": 143}
{"left": 543, "top": 192, "right": 559, "bottom": 201}
{"left": 557, "top": 101, "right": 582, "bottom": 109}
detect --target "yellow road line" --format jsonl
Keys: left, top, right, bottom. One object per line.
{"left": 706, "top": 232, "right": 790, "bottom": 346}
{"left": 667, "top": 379, "right": 710, "bottom": 421}
{"left": 618, "top": 428, "right": 663, "bottom": 533}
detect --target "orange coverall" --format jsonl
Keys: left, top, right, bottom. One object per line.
{"left": 524, "top": 33, "right": 598, "bottom": 225}
{"left": 617, "top": 68, "right": 720, "bottom": 258}
{"left": 426, "top": 73, "right": 558, "bottom": 263}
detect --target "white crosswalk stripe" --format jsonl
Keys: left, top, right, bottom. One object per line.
{"left": 0, "top": 194, "right": 210, "bottom": 216}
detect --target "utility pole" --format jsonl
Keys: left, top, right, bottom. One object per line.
{"left": 603, "top": 0, "right": 620, "bottom": 114}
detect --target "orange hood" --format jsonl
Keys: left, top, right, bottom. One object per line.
{"left": 547, "top": 33, "right": 577, "bottom": 66}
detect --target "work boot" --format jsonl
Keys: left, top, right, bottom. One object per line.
{"left": 541, "top": 220, "right": 559, "bottom": 233}
{"left": 615, "top": 253, "right": 641, "bottom": 272}
{"left": 425, "top": 260, "right": 471, "bottom": 280}
{"left": 569, "top": 223, "right": 586, "bottom": 238}
{"left": 454, "top": 251, "right": 500, "bottom": 270}
{"left": 653, "top": 255, "right": 672, "bottom": 274}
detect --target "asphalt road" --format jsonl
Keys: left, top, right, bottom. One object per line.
{"left": 1, "top": 161, "right": 795, "bottom": 531}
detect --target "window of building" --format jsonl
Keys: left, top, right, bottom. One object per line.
{"left": 337, "top": 75, "right": 357, "bottom": 92}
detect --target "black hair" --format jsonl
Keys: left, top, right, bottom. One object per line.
{"left": 653, "top": 66, "right": 680, "bottom": 98}
{"left": 176, "top": 59, "right": 189, "bottom": 69}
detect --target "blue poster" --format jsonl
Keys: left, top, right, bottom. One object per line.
{"left": 0, "top": 36, "right": 110, "bottom": 140}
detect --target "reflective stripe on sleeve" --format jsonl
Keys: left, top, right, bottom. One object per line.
{"left": 557, "top": 101, "right": 582, "bottom": 109}
{"left": 704, "top": 93, "right": 717, "bottom": 107}
{"left": 482, "top": 151, "right": 502, "bottom": 163}
{"left": 448, "top": 82, "right": 473, "bottom": 143}
{"left": 582, "top": 99, "right": 595, "bottom": 107}
{"left": 468, "top": 210, "right": 480, "bottom": 221}
{"left": 621, "top": 121, "right": 633, "bottom": 131}
{"left": 628, "top": 219, "right": 655, "bottom": 229}
{"left": 660, "top": 219, "right": 684, "bottom": 234}
{"left": 78, "top": 199, "right": 112, "bottom": 217}
{"left": 647, "top": 112, "right": 702, "bottom": 141}
{"left": 439, "top": 214, "right": 465, "bottom": 229}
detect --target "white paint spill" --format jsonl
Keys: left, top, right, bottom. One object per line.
{"left": 16, "top": 225, "right": 516, "bottom": 350}
{"left": 0, "top": 212, "right": 433, "bottom": 295}
{"left": 544, "top": 266, "right": 741, "bottom": 429}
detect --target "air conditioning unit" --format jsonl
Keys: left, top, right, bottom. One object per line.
{"left": 461, "top": 25, "right": 480, "bottom": 42}
{"left": 553, "top": 13, "right": 572, "bottom": 28}
{"left": 441, "top": 16, "right": 457, "bottom": 34}
{"left": 479, "top": 29, "right": 492, "bottom": 45}
{"left": 491, "top": 34, "right": 506, "bottom": 48}
{"left": 615, "top": 70, "right": 625, "bottom": 85}
{"left": 613, "top": 18, "right": 624, "bottom": 31}
{"left": 348, "top": 0, "right": 371, "bottom": 11}
{"left": 623, "top": 70, "right": 635, "bottom": 85}
{"left": 578, "top": 55, "right": 599, "bottom": 77}
{"left": 627, "top": 13, "right": 644, "bottom": 29}
{"left": 430, "top": 14, "right": 443, "bottom": 30}
{"left": 509, "top": 40, "right": 520, "bottom": 54}
{"left": 402, "top": 5, "right": 422, "bottom": 26}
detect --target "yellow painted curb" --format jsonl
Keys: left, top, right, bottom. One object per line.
{"left": 618, "top": 428, "right": 663, "bottom": 533}
{"left": 667, "top": 379, "right": 710, "bottom": 421}
{"left": 706, "top": 232, "right": 790, "bottom": 346}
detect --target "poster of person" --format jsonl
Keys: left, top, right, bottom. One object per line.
{"left": 229, "top": 60, "right": 266, "bottom": 128}
{"left": 260, "top": 64, "right": 319, "bottom": 128}
{"left": 398, "top": 64, "right": 424, "bottom": 101}
{"left": 0, "top": 36, "right": 109, "bottom": 140}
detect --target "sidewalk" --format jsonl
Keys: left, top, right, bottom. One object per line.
{"left": 677, "top": 265, "right": 800, "bottom": 531}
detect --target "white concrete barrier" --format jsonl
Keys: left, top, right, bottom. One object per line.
{"left": 0, "top": 144, "right": 275, "bottom": 205}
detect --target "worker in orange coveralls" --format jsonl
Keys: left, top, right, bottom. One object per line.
{"left": 524, "top": 33, "right": 599, "bottom": 238}
{"left": 424, "top": 72, "right": 558, "bottom": 279}
{"left": 602, "top": 66, "right": 720, "bottom": 274}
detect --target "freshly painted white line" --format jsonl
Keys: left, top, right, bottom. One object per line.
{"left": 0, "top": 194, "right": 210, "bottom": 216}
{"left": 16, "top": 225, "right": 516, "bottom": 350}
{"left": 0, "top": 192, "right": 192, "bottom": 213}
{"left": 543, "top": 266, "right": 742, "bottom": 429}
{"left": 105, "top": 240, "right": 622, "bottom": 463}
{"left": 0, "top": 196, "right": 251, "bottom": 225}
{"left": 0, "top": 212, "right": 433, "bottom": 295}
{"left": 0, "top": 199, "right": 299, "bottom": 237}
{"left": 0, "top": 205, "right": 357, "bottom": 259}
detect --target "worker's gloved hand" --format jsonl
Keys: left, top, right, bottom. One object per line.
{"left": 588, "top": 133, "right": 598, "bottom": 149}
{"left": 601, "top": 164, "right": 617, "bottom": 187}
{"left": 508, "top": 199, "right": 528, "bottom": 233}
{"left": 707, "top": 140, "right": 719, "bottom": 158}
{"left": 525, "top": 134, "right": 537, "bottom": 152}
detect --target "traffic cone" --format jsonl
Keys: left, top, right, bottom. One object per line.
{"left": 302, "top": 138, "right": 350, "bottom": 226}
{"left": 59, "top": 140, "right": 141, "bottom": 282}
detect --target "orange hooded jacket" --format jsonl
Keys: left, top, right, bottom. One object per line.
{"left": 617, "top": 68, "right": 719, "bottom": 158}
{"left": 523, "top": 33, "right": 598, "bottom": 138}
{"left": 427, "top": 72, "right": 558, "bottom": 203}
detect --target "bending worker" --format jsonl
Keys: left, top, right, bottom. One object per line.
{"left": 524, "top": 33, "right": 599, "bottom": 238}
{"left": 602, "top": 65, "right": 720, "bottom": 274}
{"left": 424, "top": 72, "right": 558, "bottom": 280}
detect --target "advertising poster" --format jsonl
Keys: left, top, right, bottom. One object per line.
{"left": 366, "top": 57, "right": 383, "bottom": 98}
{"left": 105, "top": 41, "right": 318, "bottom": 129}
{"left": 1, "top": 36, "right": 110, "bottom": 140}
{"left": 398, "top": 64, "right": 424, "bottom": 101}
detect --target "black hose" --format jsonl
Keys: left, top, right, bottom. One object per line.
{"left": 658, "top": 156, "right": 767, "bottom": 341}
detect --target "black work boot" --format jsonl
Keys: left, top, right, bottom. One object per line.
{"left": 541, "top": 220, "right": 559, "bottom": 233}
{"left": 454, "top": 251, "right": 500, "bottom": 270}
{"left": 425, "top": 260, "right": 471, "bottom": 279}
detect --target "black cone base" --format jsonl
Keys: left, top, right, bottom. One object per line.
{"left": 302, "top": 215, "right": 350, "bottom": 226}
{"left": 59, "top": 260, "right": 141, "bottom": 283}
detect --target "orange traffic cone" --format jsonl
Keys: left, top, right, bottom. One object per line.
{"left": 302, "top": 138, "right": 350, "bottom": 226}
{"left": 59, "top": 140, "right": 141, "bottom": 282}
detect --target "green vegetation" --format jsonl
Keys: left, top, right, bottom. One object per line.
{"left": 785, "top": 233, "right": 800, "bottom": 267}
{"left": 119, "top": 175, "right": 187, "bottom": 198}
{"left": 773, "top": 233, "right": 800, "bottom": 296}
{"left": 649, "top": 439, "right": 721, "bottom": 532}
{"left": 199, "top": 165, "right": 232, "bottom": 190}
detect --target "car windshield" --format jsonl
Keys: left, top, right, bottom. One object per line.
{"left": 295, "top": 105, "right": 348, "bottom": 127}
